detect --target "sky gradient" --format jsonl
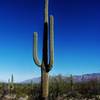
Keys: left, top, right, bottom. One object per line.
{"left": 0, "top": 0, "right": 100, "bottom": 82}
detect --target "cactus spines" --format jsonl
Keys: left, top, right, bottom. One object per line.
{"left": 33, "top": 0, "right": 54, "bottom": 99}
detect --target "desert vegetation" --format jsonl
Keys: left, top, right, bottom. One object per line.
{"left": 0, "top": 74, "right": 100, "bottom": 100}
{"left": 0, "top": 0, "right": 98, "bottom": 100}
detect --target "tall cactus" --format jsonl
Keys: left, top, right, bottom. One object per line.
{"left": 8, "top": 74, "right": 14, "bottom": 96}
{"left": 70, "top": 74, "right": 74, "bottom": 91}
{"left": 11, "top": 74, "right": 14, "bottom": 85}
{"left": 11, "top": 74, "right": 14, "bottom": 95}
{"left": 33, "top": 0, "right": 54, "bottom": 99}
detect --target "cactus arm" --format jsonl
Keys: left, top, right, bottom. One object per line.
{"left": 33, "top": 32, "right": 41, "bottom": 67}
{"left": 49, "top": 15, "right": 54, "bottom": 68}
{"left": 44, "top": 0, "right": 48, "bottom": 23}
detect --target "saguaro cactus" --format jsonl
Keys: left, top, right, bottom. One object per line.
{"left": 70, "top": 74, "right": 74, "bottom": 91}
{"left": 8, "top": 74, "right": 14, "bottom": 96}
{"left": 33, "top": 0, "right": 54, "bottom": 99}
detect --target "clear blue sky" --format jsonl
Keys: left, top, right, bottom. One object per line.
{"left": 0, "top": 0, "right": 100, "bottom": 82}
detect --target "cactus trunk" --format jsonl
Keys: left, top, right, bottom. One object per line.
{"left": 41, "top": 0, "right": 49, "bottom": 98}
{"left": 41, "top": 68, "right": 49, "bottom": 100}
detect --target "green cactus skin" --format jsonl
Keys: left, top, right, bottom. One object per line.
{"left": 70, "top": 74, "right": 74, "bottom": 91}
{"left": 11, "top": 74, "right": 14, "bottom": 89}
{"left": 33, "top": 0, "right": 54, "bottom": 99}
{"left": 8, "top": 74, "right": 14, "bottom": 96}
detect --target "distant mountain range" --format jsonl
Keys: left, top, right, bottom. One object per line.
{"left": 73, "top": 73, "right": 100, "bottom": 82}
{"left": 21, "top": 77, "right": 41, "bottom": 84}
{"left": 21, "top": 73, "right": 100, "bottom": 84}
